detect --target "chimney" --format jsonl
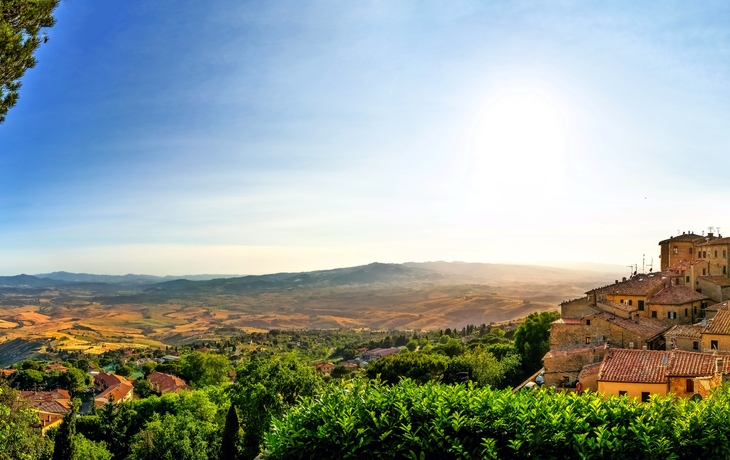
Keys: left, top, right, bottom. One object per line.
{"left": 615, "top": 280, "right": 619, "bottom": 284}
{"left": 709, "top": 233, "right": 715, "bottom": 238}
{"left": 622, "top": 277, "right": 627, "bottom": 282}
{"left": 717, "top": 358, "right": 724, "bottom": 375}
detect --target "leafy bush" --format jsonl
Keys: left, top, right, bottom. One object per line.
{"left": 266, "top": 380, "right": 730, "bottom": 460}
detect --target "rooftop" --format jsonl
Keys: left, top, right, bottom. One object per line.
{"left": 659, "top": 233, "right": 706, "bottom": 245}
{"left": 597, "top": 300, "right": 638, "bottom": 313}
{"left": 590, "top": 273, "right": 674, "bottom": 297}
{"left": 648, "top": 285, "right": 708, "bottom": 305}
{"left": 600, "top": 348, "right": 730, "bottom": 384}
{"left": 704, "top": 309, "right": 730, "bottom": 335}
{"left": 665, "top": 324, "right": 704, "bottom": 340}
{"left": 593, "top": 312, "right": 668, "bottom": 340}
{"left": 699, "top": 276, "right": 730, "bottom": 287}
{"left": 707, "top": 301, "right": 729, "bottom": 312}
{"left": 598, "top": 349, "right": 669, "bottom": 384}
{"left": 698, "top": 237, "right": 730, "bottom": 246}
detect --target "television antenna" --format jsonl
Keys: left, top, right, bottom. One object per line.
{"left": 709, "top": 226, "right": 715, "bottom": 235}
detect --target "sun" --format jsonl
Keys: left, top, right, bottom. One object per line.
{"left": 464, "top": 85, "right": 571, "bottom": 193}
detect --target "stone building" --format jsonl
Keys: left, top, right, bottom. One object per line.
{"left": 596, "top": 348, "right": 728, "bottom": 400}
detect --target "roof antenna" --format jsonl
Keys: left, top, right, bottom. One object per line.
{"left": 643, "top": 254, "right": 645, "bottom": 274}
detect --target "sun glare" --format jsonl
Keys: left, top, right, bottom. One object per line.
{"left": 464, "top": 85, "right": 571, "bottom": 195}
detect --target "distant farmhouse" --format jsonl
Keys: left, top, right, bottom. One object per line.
{"left": 545, "top": 230, "right": 730, "bottom": 399}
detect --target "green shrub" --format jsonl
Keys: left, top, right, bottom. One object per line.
{"left": 266, "top": 380, "right": 730, "bottom": 460}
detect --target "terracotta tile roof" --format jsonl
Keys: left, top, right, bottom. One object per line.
{"left": 20, "top": 389, "right": 71, "bottom": 401}
{"left": 697, "top": 237, "right": 730, "bottom": 246}
{"left": 147, "top": 372, "right": 191, "bottom": 394}
{"left": 699, "top": 276, "right": 730, "bottom": 287}
{"left": 665, "top": 324, "right": 703, "bottom": 339}
{"left": 599, "top": 349, "right": 730, "bottom": 384}
{"left": 591, "top": 273, "right": 674, "bottom": 297}
{"left": 593, "top": 312, "right": 668, "bottom": 340}
{"left": 659, "top": 233, "right": 705, "bottom": 244}
{"left": 94, "top": 373, "right": 133, "bottom": 405}
{"left": 597, "top": 300, "right": 638, "bottom": 313}
{"left": 707, "top": 301, "right": 729, "bottom": 312}
{"left": 0, "top": 369, "right": 17, "bottom": 377}
{"left": 665, "top": 350, "right": 730, "bottom": 376}
{"left": 598, "top": 349, "right": 669, "bottom": 384}
{"left": 668, "top": 260, "right": 704, "bottom": 272}
{"left": 704, "top": 309, "right": 730, "bottom": 335}
{"left": 648, "top": 285, "right": 708, "bottom": 305}
{"left": 20, "top": 390, "right": 72, "bottom": 414}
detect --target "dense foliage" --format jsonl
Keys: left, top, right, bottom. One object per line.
{"left": 513, "top": 311, "right": 560, "bottom": 376}
{"left": 267, "top": 379, "right": 730, "bottom": 460}
{"left": 0, "top": 384, "right": 53, "bottom": 460}
{"left": 0, "top": 0, "right": 59, "bottom": 123}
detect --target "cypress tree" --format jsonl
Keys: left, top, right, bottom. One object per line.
{"left": 53, "top": 401, "right": 79, "bottom": 460}
{"left": 220, "top": 404, "right": 240, "bottom": 459}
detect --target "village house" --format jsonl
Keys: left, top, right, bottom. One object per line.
{"left": 93, "top": 372, "right": 134, "bottom": 406}
{"left": 595, "top": 348, "right": 728, "bottom": 400}
{"left": 665, "top": 324, "right": 704, "bottom": 352}
{"left": 314, "top": 363, "right": 335, "bottom": 375}
{"left": 361, "top": 347, "right": 400, "bottom": 361}
{"left": 20, "top": 389, "right": 72, "bottom": 432}
{"left": 700, "top": 308, "right": 730, "bottom": 353}
{"left": 147, "top": 371, "right": 191, "bottom": 394}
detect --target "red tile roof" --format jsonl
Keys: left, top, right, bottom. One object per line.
{"left": 597, "top": 300, "right": 638, "bottom": 313}
{"left": 704, "top": 309, "right": 730, "bottom": 335}
{"left": 697, "top": 237, "right": 730, "bottom": 246}
{"left": 648, "top": 285, "right": 708, "bottom": 305}
{"left": 665, "top": 324, "right": 703, "bottom": 339}
{"left": 147, "top": 372, "right": 191, "bottom": 394}
{"left": 707, "top": 301, "right": 729, "bottom": 312}
{"left": 659, "top": 233, "right": 706, "bottom": 244}
{"left": 591, "top": 273, "right": 674, "bottom": 297}
{"left": 20, "top": 390, "right": 72, "bottom": 414}
{"left": 598, "top": 349, "right": 730, "bottom": 384}
{"left": 598, "top": 349, "right": 669, "bottom": 384}
{"left": 593, "top": 312, "right": 668, "bottom": 340}
{"left": 666, "top": 350, "right": 730, "bottom": 376}
{"left": 699, "top": 276, "right": 730, "bottom": 287}
{"left": 94, "top": 373, "right": 133, "bottom": 405}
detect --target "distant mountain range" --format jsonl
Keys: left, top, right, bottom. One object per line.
{"left": 0, "top": 262, "right": 626, "bottom": 290}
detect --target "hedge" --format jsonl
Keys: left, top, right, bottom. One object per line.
{"left": 265, "top": 379, "right": 730, "bottom": 460}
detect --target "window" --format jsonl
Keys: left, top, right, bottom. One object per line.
{"left": 686, "top": 276, "right": 690, "bottom": 283}
{"left": 668, "top": 311, "right": 677, "bottom": 319}
{"left": 673, "top": 246, "right": 678, "bottom": 254}
{"left": 704, "top": 251, "right": 707, "bottom": 258}
{"left": 585, "top": 320, "right": 591, "bottom": 326}
{"left": 724, "top": 250, "right": 727, "bottom": 258}
{"left": 716, "top": 250, "right": 719, "bottom": 258}
{"left": 724, "top": 266, "right": 727, "bottom": 275}
{"left": 690, "top": 248, "right": 693, "bottom": 254}
{"left": 628, "top": 300, "right": 633, "bottom": 306}
{"left": 651, "top": 311, "right": 657, "bottom": 318}
{"left": 618, "top": 391, "right": 627, "bottom": 396}
{"left": 686, "top": 379, "right": 694, "bottom": 393}
{"left": 641, "top": 392, "right": 650, "bottom": 402}
{"left": 694, "top": 306, "right": 697, "bottom": 314}
{"left": 703, "top": 268, "right": 707, "bottom": 276}
{"left": 585, "top": 336, "right": 591, "bottom": 344}
{"left": 693, "top": 341, "right": 699, "bottom": 350}
{"left": 620, "top": 299, "right": 624, "bottom": 304}
{"left": 685, "top": 308, "right": 688, "bottom": 317}
{"left": 712, "top": 340, "right": 719, "bottom": 350}
{"left": 638, "top": 300, "right": 645, "bottom": 311}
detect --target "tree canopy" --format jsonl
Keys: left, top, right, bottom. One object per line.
{"left": 0, "top": 0, "right": 59, "bottom": 123}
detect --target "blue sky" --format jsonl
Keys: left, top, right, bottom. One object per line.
{"left": 1, "top": 0, "right": 730, "bottom": 275}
